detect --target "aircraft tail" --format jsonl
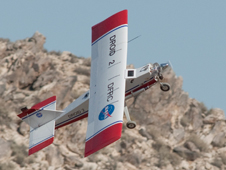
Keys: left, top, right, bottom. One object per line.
{"left": 29, "top": 120, "right": 55, "bottom": 155}
{"left": 17, "top": 96, "right": 63, "bottom": 129}
{"left": 17, "top": 96, "right": 63, "bottom": 155}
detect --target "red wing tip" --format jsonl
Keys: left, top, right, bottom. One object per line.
{"left": 92, "top": 10, "right": 128, "bottom": 43}
{"left": 28, "top": 137, "right": 54, "bottom": 156}
{"left": 84, "top": 152, "right": 92, "bottom": 157}
{"left": 84, "top": 123, "right": 122, "bottom": 157}
{"left": 84, "top": 135, "right": 121, "bottom": 157}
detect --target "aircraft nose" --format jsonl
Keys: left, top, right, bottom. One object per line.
{"left": 160, "top": 63, "right": 169, "bottom": 70}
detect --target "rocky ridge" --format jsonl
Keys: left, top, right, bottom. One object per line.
{"left": 0, "top": 32, "right": 225, "bottom": 170}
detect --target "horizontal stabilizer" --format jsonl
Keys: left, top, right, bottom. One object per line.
{"left": 17, "top": 96, "right": 63, "bottom": 129}
{"left": 29, "top": 120, "right": 55, "bottom": 155}
{"left": 23, "top": 110, "right": 62, "bottom": 129}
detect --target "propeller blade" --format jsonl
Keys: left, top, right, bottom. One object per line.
{"left": 168, "top": 60, "right": 173, "bottom": 70}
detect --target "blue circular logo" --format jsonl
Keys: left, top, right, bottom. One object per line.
{"left": 36, "top": 112, "right": 42, "bottom": 118}
{"left": 99, "top": 104, "right": 115, "bottom": 121}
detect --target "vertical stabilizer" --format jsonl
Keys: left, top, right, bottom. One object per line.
{"left": 29, "top": 120, "right": 55, "bottom": 155}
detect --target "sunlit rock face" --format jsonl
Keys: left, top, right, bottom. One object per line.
{"left": 0, "top": 33, "right": 225, "bottom": 170}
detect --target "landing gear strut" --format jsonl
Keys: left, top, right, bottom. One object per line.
{"left": 153, "top": 63, "right": 171, "bottom": 92}
{"left": 124, "top": 104, "right": 136, "bottom": 129}
{"left": 155, "top": 74, "right": 170, "bottom": 92}
{"left": 159, "top": 74, "right": 164, "bottom": 80}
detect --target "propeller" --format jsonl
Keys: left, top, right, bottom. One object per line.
{"left": 159, "top": 61, "right": 173, "bottom": 75}
{"left": 153, "top": 61, "right": 173, "bottom": 80}
{"left": 160, "top": 61, "right": 173, "bottom": 72}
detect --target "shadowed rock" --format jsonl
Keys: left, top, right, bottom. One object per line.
{"left": 173, "top": 146, "right": 199, "bottom": 161}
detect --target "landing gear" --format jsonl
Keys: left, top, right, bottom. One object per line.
{"left": 126, "top": 121, "right": 136, "bottom": 129}
{"left": 124, "top": 104, "right": 136, "bottom": 129}
{"left": 160, "top": 83, "right": 170, "bottom": 92}
{"left": 159, "top": 74, "right": 163, "bottom": 80}
{"left": 155, "top": 74, "right": 170, "bottom": 92}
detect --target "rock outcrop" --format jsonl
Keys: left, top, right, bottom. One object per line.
{"left": 0, "top": 32, "right": 225, "bottom": 170}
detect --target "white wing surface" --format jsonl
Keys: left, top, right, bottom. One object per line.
{"left": 85, "top": 10, "right": 128, "bottom": 157}
{"left": 29, "top": 120, "right": 55, "bottom": 155}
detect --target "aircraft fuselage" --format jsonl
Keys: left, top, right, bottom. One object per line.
{"left": 55, "top": 64, "right": 158, "bottom": 129}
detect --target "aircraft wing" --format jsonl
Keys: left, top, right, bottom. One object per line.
{"left": 85, "top": 10, "right": 128, "bottom": 157}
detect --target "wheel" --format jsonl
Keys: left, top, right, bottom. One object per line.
{"left": 126, "top": 121, "right": 136, "bottom": 129}
{"left": 160, "top": 83, "right": 170, "bottom": 92}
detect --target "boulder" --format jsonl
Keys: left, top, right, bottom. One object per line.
{"left": 17, "top": 121, "right": 29, "bottom": 136}
{"left": 173, "top": 145, "right": 199, "bottom": 161}
{"left": 0, "top": 137, "right": 11, "bottom": 160}
{"left": 45, "top": 145, "right": 64, "bottom": 167}
{"left": 184, "top": 141, "right": 200, "bottom": 152}
{"left": 211, "top": 132, "right": 226, "bottom": 147}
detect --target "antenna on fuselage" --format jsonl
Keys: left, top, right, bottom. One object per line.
{"left": 128, "top": 35, "right": 141, "bottom": 43}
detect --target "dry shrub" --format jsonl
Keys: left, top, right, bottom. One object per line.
{"left": 74, "top": 67, "right": 90, "bottom": 76}
{"left": 0, "top": 38, "right": 10, "bottom": 43}
{"left": 199, "top": 102, "right": 208, "bottom": 113}
{"left": 49, "top": 50, "right": 62, "bottom": 56}
{"left": 69, "top": 53, "right": 79, "bottom": 63}
{"left": 83, "top": 58, "right": 91, "bottom": 66}
{"left": 206, "top": 108, "right": 215, "bottom": 116}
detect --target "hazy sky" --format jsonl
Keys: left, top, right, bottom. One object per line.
{"left": 1, "top": 1, "right": 226, "bottom": 113}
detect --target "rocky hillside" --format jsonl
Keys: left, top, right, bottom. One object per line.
{"left": 0, "top": 32, "right": 225, "bottom": 170}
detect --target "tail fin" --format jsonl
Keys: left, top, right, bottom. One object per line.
{"left": 17, "top": 96, "right": 63, "bottom": 155}
{"left": 17, "top": 96, "right": 63, "bottom": 129}
{"left": 29, "top": 120, "right": 55, "bottom": 155}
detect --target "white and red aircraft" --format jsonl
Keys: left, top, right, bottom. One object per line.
{"left": 17, "top": 10, "right": 171, "bottom": 157}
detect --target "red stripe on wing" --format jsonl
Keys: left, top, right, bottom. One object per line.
{"left": 28, "top": 137, "right": 54, "bottom": 155}
{"left": 84, "top": 123, "right": 122, "bottom": 157}
{"left": 17, "top": 96, "right": 56, "bottom": 119}
{"left": 92, "top": 10, "right": 128, "bottom": 43}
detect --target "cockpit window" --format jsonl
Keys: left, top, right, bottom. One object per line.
{"left": 83, "top": 92, "right": 89, "bottom": 99}
{"left": 139, "top": 65, "right": 149, "bottom": 72}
